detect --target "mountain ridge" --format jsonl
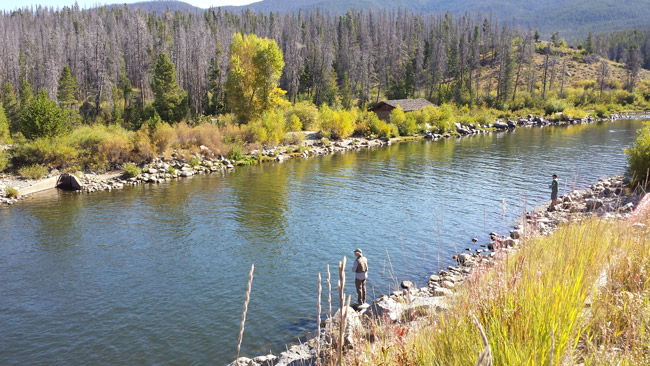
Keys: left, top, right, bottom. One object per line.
{"left": 115, "top": 0, "right": 649, "bottom": 39}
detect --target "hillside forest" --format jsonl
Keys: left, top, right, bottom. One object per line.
{"left": 0, "top": 5, "right": 649, "bottom": 176}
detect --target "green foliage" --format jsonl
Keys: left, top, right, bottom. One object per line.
{"left": 19, "top": 79, "right": 33, "bottom": 113}
{"left": 390, "top": 106, "right": 417, "bottom": 136}
{"left": 5, "top": 186, "right": 18, "bottom": 198}
{"left": 594, "top": 104, "right": 610, "bottom": 118}
{"left": 0, "top": 104, "right": 9, "bottom": 143}
{"left": 225, "top": 33, "right": 286, "bottom": 123}
{"left": 285, "top": 101, "right": 319, "bottom": 130}
{"left": 544, "top": 98, "right": 568, "bottom": 116}
{"left": 20, "top": 90, "right": 71, "bottom": 139}
{"left": 624, "top": 122, "right": 650, "bottom": 186}
{"left": 249, "top": 109, "right": 286, "bottom": 145}
{"left": 2, "top": 82, "right": 20, "bottom": 133}
{"left": 189, "top": 155, "right": 201, "bottom": 167}
{"left": 57, "top": 65, "right": 78, "bottom": 109}
{"left": 561, "top": 107, "right": 587, "bottom": 120}
{"left": 369, "top": 117, "right": 398, "bottom": 138}
{"left": 425, "top": 103, "right": 456, "bottom": 133}
{"left": 151, "top": 53, "right": 189, "bottom": 123}
{"left": 318, "top": 104, "right": 354, "bottom": 139}
{"left": 4, "top": 184, "right": 19, "bottom": 198}
{"left": 287, "top": 114, "right": 302, "bottom": 132}
{"left": 228, "top": 144, "right": 244, "bottom": 161}
{"left": 0, "top": 149, "right": 9, "bottom": 172}
{"left": 122, "top": 163, "right": 141, "bottom": 178}
{"left": 18, "top": 164, "right": 48, "bottom": 179}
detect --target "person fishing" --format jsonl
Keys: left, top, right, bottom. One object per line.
{"left": 549, "top": 174, "right": 559, "bottom": 210}
{"left": 351, "top": 248, "right": 368, "bottom": 306}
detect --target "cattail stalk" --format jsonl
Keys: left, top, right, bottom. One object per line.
{"left": 317, "top": 272, "right": 322, "bottom": 360}
{"left": 337, "top": 256, "right": 347, "bottom": 365}
{"left": 236, "top": 263, "right": 254, "bottom": 361}
{"left": 327, "top": 264, "right": 333, "bottom": 360}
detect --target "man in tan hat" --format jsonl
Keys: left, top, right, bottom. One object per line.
{"left": 352, "top": 248, "right": 368, "bottom": 305}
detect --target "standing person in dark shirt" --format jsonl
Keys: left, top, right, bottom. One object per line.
{"left": 549, "top": 174, "right": 559, "bottom": 210}
{"left": 352, "top": 248, "right": 368, "bottom": 306}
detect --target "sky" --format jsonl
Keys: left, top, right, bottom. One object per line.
{"left": 1, "top": 0, "right": 260, "bottom": 12}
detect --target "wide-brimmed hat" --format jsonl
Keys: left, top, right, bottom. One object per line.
{"left": 354, "top": 248, "right": 362, "bottom": 254}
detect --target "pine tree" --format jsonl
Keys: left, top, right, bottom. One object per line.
{"left": 19, "top": 80, "right": 34, "bottom": 113}
{"left": 57, "top": 66, "right": 78, "bottom": 109}
{"left": 339, "top": 72, "right": 352, "bottom": 109}
{"left": 151, "top": 53, "right": 188, "bottom": 123}
{"left": 2, "top": 82, "right": 20, "bottom": 133}
{"left": 0, "top": 104, "right": 9, "bottom": 143}
{"left": 584, "top": 32, "right": 594, "bottom": 55}
{"left": 20, "top": 90, "right": 70, "bottom": 139}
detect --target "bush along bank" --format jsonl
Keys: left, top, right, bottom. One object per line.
{"left": 0, "top": 112, "right": 634, "bottom": 206}
{"left": 228, "top": 175, "right": 647, "bottom": 366}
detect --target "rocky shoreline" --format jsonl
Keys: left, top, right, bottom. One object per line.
{"left": 228, "top": 175, "right": 646, "bottom": 366}
{"left": 0, "top": 112, "right": 632, "bottom": 206}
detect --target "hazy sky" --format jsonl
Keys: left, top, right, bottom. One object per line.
{"left": 1, "top": 0, "right": 260, "bottom": 11}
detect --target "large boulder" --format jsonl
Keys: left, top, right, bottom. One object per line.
{"left": 493, "top": 121, "right": 508, "bottom": 129}
{"left": 324, "top": 306, "right": 362, "bottom": 348}
{"left": 585, "top": 199, "right": 604, "bottom": 211}
{"left": 373, "top": 295, "right": 447, "bottom": 322}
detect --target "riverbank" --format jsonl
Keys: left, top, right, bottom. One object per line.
{"left": 0, "top": 112, "right": 633, "bottom": 206}
{"left": 228, "top": 175, "right": 648, "bottom": 366}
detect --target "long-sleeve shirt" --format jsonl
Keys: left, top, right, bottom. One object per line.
{"left": 352, "top": 256, "right": 368, "bottom": 280}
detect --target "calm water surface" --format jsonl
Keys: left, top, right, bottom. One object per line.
{"left": 0, "top": 120, "right": 644, "bottom": 364}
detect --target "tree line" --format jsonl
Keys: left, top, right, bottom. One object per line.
{"left": 0, "top": 5, "right": 646, "bottom": 135}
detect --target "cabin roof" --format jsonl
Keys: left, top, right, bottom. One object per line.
{"left": 373, "top": 98, "right": 434, "bottom": 112}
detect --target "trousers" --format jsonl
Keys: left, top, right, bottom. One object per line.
{"left": 355, "top": 278, "right": 366, "bottom": 304}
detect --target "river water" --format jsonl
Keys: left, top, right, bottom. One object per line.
{"left": 0, "top": 119, "right": 645, "bottom": 364}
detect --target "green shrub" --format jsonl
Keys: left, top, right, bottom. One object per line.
{"left": 624, "top": 122, "right": 650, "bottom": 186}
{"left": 286, "top": 114, "right": 302, "bottom": 132}
{"left": 189, "top": 155, "right": 201, "bottom": 167}
{"left": 369, "top": 118, "right": 398, "bottom": 138}
{"left": 544, "top": 99, "right": 568, "bottom": 116}
{"left": 285, "top": 101, "right": 319, "bottom": 130}
{"left": 20, "top": 90, "right": 71, "bottom": 139}
{"left": 429, "top": 103, "right": 455, "bottom": 133}
{"left": 390, "top": 107, "right": 418, "bottom": 136}
{"left": 228, "top": 144, "right": 244, "bottom": 161}
{"left": 283, "top": 131, "right": 305, "bottom": 145}
{"left": 166, "top": 166, "right": 177, "bottom": 174}
{"left": 0, "top": 150, "right": 9, "bottom": 172}
{"left": 594, "top": 104, "right": 610, "bottom": 118}
{"left": 249, "top": 109, "right": 286, "bottom": 145}
{"left": 18, "top": 164, "right": 48, "bottom": 179}
{"left": 122, "top": 163, "right": 141, "bottom": 178}
{"left": 354, "top": 111, "right": 376, "bottom": 136}
{"left": 318, "top": 105, "right": 354, "bottom": 139}
{"left": 5, "top": 187, "right": 18, "bottom": 198}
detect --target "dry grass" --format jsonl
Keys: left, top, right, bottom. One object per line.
{"left": 323, "top": 215, "right": 650, "bottom": 366}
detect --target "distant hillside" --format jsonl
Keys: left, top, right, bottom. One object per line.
{"left": 110, "top": 0, "right": 202, "bottom": 13}
{"left": 107, "top": 0, "right": 650, "bottom": 39}
{"left": 221, "top": 0, "right": 650, "bottom": 40}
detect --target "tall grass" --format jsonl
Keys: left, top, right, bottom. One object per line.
{"left": 340, "top": 216, "right": 650, "bottom": 365}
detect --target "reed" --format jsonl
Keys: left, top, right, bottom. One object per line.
{"left": 236, "top": 263, "right": 254, "bottom": 361}
{"left": 317, "top": 272, "right": 322, "bottom": 360}
{"left": 337, "top": 256, "right": 347, "bottom": 365}
{"left": 327, "top": 264, "right": 332, "bottom": 348}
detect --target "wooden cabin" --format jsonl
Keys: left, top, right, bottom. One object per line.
{"left": 370, "top": 99, "right": 435, "bottom": 121}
